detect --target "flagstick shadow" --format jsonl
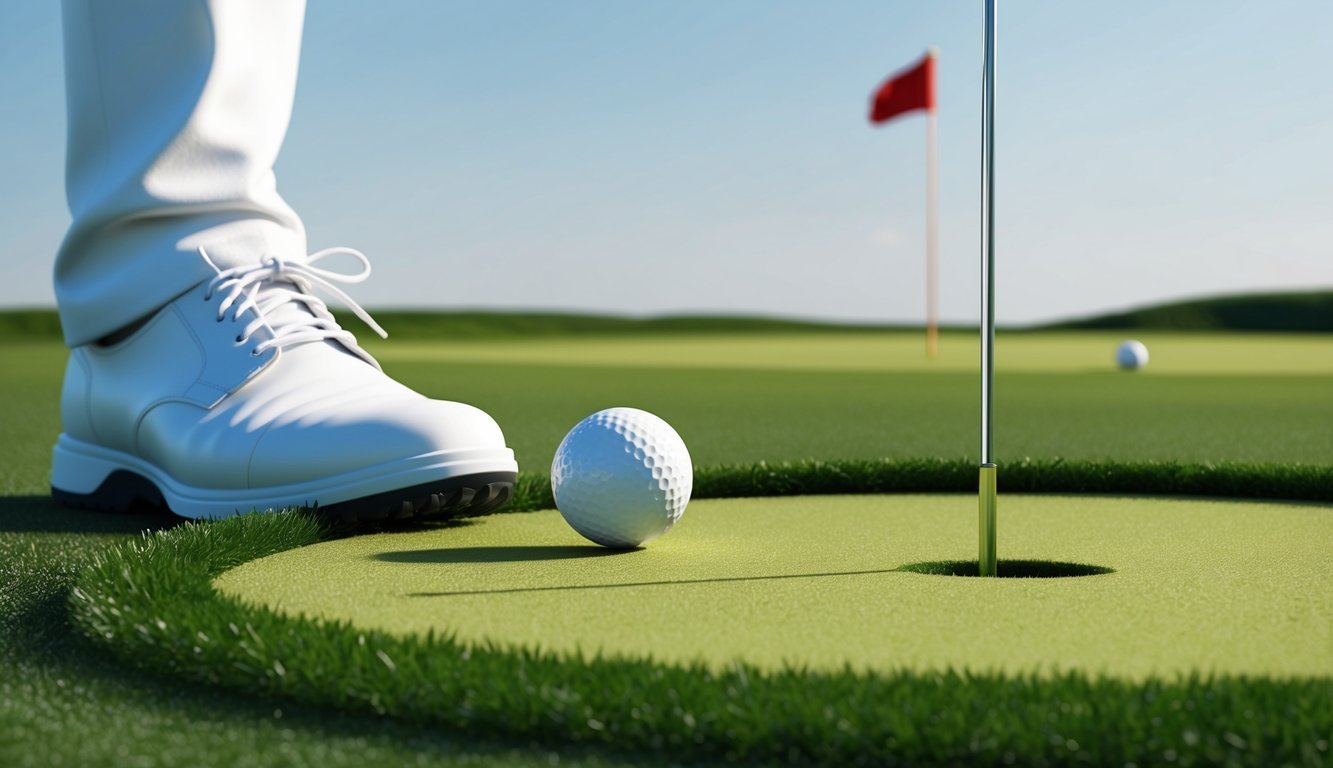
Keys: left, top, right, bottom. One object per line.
{"left": 406, "top": 567, "right": 905, "bottom": 598}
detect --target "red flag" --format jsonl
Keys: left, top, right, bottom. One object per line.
{"left": 869, "top": 51, "right": 936, "bottom": 124}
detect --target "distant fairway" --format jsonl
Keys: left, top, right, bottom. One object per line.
{"left": 366, "top": 331, "right": 1333, "bottom": 470}
{"left": 2, "top": 331, "right": 1329, "bottom": 498}
{"left": 369, "top": 330, "right": 1333, "bottom": 375}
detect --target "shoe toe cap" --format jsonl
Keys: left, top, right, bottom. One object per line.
{"left": 247, "top": 396, "right": 510, "bottom": 488}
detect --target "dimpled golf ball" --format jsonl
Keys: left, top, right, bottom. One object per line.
{"left": 1116, "top": 339, "right": 1149, "bottom": 371}
{"left": 551, "top": 407, "right": 693, "bottom": 548}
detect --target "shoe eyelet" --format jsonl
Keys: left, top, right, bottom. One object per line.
{"left": 235, "top": 335, "right": 245, "bottom": 344}
{"left": 250, "top": 349, "right": 262, "bottom": 357}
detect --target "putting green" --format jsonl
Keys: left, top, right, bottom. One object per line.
{"left": 215, "top": 494, "right": 1332, "bottom": 681}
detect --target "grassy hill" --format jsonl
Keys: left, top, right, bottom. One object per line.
{"left": 335, "top": 311, "right": 896, "bottom": 339}
{"left": 0, "top": 308, "right": 902, "bottom": 342}
{"left": 1, "top": 289, "right": 1328, "bottom": 341}
{"left": 1040, "top": 290, "right": 1333, "bottom": 333}
{"left": 0, "top": 309, "right": 64, "bottom": 340}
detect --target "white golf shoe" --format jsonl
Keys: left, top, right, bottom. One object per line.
{"left": 51, "top": 248, "right": 518, "bottom": 521}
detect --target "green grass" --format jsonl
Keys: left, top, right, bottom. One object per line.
{"left": 69, "top": 496, "right": 1332, "bottom": 766}
{"left": 2, "top": 330, "right": 1330, "bottom": 765}
{"left": 214, "top": 494, "right": 1333, "bottom": 681}
{"left": 2, "top": 333, "right": 1323, "bottom": 497}
{"left": 379, "top": 337, "right": 1333, "bottom": 469}
{"left": 3, "top": 339, "right": 1331, "bottom": 484}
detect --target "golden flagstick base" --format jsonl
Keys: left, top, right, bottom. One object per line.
{"left": 978, "top": 463, "right": 997, "bottom": 577}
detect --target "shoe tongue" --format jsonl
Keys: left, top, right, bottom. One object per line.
{"left": 256, "top": 280, "right": 366, "bottom": 362}
{"left": 259, "top": 281, "right": 319, "bottom": 329}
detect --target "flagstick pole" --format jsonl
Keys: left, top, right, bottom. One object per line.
{"left": 926, "top": 107, "right": 940, "bottom": 359}
{"left": 978, "top": 0, "right": 999, "bottom": 578}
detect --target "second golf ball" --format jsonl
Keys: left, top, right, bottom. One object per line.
{"left": 1117, "top": 339, "right": 1149, "bottom": 371}
{"left": 551, "top": 407, "right": 693, "bottom": 548}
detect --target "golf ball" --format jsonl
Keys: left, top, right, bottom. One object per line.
{"left": 551, "top": 407, "right": 693, "bottom": 548}
{"left": 1116, "top": 339, "right": 1149, "bottom": 371}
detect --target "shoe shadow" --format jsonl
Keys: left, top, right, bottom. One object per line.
{"left": 373, "top": 545, "right": 628, "bottom": 565}
{"left": 0, "top": 495, "right": 178, "bottom": 535}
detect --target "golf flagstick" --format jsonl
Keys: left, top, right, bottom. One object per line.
{"left": 925, "top": 56, "right": 940, "bottom": 360}
{"left": 978, "top": 0, "right": 999, "bottom": 577}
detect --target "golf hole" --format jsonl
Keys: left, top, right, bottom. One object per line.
{"left": 898, "top": 559, "right": 1113, "bottom": 578}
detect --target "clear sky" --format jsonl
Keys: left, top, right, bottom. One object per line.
{"left": 1, "top": 1, "right": 1330, "bottom": 325}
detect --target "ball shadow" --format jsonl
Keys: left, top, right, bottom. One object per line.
{"left": 373, "top": 545, "right": 629, "bottom": 565}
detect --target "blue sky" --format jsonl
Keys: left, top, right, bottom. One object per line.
{"left": 1, "top": 1, "right": 1330, "bottom": 325}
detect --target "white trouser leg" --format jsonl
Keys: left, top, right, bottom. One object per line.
{"left": 57, "top": 0, "right": 308, "bottom": 347}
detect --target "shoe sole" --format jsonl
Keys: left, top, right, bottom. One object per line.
{"left": 51, "top": 434, "right": 519, "bottom": 522}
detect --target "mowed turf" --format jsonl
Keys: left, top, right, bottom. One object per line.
{"left": 2, "top": 333, "right": 1329, "bottom": 486}
{"left": 215, "top": 494, "right": 1333, "bottom": 681}
{"left": 368, "top": 331, "right": 1333, "bottom": 469}
{"left": 371, "top": 330, "right": 1333, "bottom": 375}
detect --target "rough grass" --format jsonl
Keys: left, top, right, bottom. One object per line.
{"left": 508, "top": 457, "right": 1333, "bottom": 513}
{"left": 66, "top": 461, "right": 1333, "bottom": 767}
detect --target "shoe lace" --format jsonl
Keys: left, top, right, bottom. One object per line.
{"left": 199, "top": 246, "right": 388, "bottom": 367}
